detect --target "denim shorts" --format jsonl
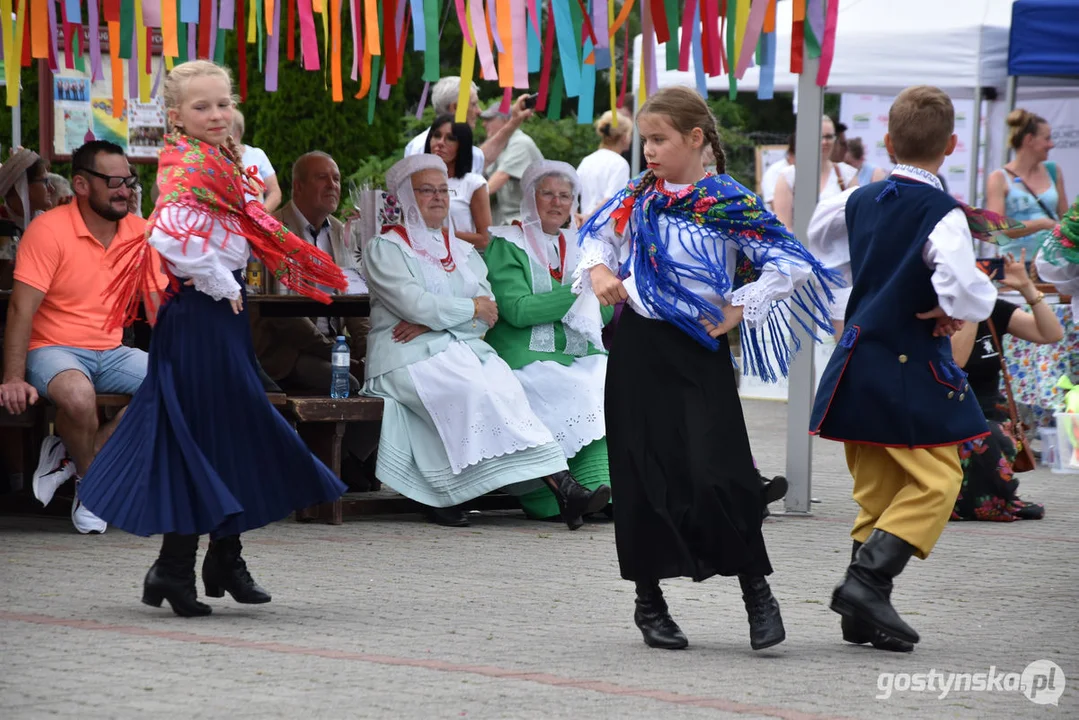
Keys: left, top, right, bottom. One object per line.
{"left": 25, "top": 345, "right": 148, "bottom": 399}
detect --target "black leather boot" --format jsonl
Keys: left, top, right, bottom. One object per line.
{"left": 544, "top": 471, "right": 611, "bottom": 530}
{"left": 634, "top": 581, "right": 688, "bottom": 649}
{"left": 761, "top": 473, "right": 788, "bottom": 519}
{"left": 142, "top": 533, "right": 212, "bottom": 617}
{"left": 831, "top": 529, "right": 919, "bottom": 645}
{"left": 840, "top": 541, "right": 914, "bottom": 652}
{"left": 202, "top": 534, "right": 272, "bottom": 604}
{"left": 738, "top": 575, "right": 786, "bottom": 650}
{"left": 424, "top": 505, "right": 470, "bottom": 527}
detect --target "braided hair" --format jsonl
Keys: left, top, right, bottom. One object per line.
{"left": 630, "top": 86, "right": 728, "bottom": 203}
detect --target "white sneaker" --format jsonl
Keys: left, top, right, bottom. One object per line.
{"left": 71, "top": 488, "right": 107, "bottom": 534}
{"left": 32, "top": 435, "right": 76, "bottom": 507}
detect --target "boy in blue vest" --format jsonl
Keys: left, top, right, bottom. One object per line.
{"left": 808, "top": 86, "right": 997, "bottom": 651}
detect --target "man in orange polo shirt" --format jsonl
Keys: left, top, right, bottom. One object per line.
{"left": 0, "top": 141, "right": 164, "bottom": 533}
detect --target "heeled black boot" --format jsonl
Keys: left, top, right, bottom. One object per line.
{"left": 830, "top": 529, "right": 919, "bottom": 645}
{"left": 634, "top": 580, "right": 688, "bottom": 649}
{"left": 840, "top": 541, "right": 914, "bottom": 652}
{"left": 142, "top": 533, "right": 212, "bottom": 617}
{"left": 738, "top": 575, "right": 786, "bottom": 650}
{"left": 761, "top": 473, "right": 788, "bottom": 519}
{"left": 543, "top": 471, "right": 611, "bottom": 531}
{"left": 202, "top": 534, "right": 272, "bottom": 604}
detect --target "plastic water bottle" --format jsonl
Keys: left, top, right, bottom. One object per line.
{"left": 330, "top": 336, "right": 350, "bottom": 399}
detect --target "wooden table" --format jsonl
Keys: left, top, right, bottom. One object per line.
{"left": 247, "top": 294, "right": 371, "bottom": 317}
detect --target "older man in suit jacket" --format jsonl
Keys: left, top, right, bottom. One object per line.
{"left": 250, "top": 152, "right": 377, "bottom": 479}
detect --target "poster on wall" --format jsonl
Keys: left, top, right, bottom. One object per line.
{"left": 44, "top": 27, "right": 167, "bottom": 163}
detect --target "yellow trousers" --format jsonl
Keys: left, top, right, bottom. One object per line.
{"left": 845, "top": 443, "right": 963, "bottom": 560}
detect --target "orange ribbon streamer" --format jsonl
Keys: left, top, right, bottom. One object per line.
{"left": 331, "top": 0, "right": 342, "bottom": 100}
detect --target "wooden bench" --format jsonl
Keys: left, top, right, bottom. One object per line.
{"left": 288, "top": 396, "right": 384, "bottom": 524}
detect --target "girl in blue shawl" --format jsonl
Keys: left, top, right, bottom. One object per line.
{"left": 567, "top": 87, "right": 841, "bottom": 653}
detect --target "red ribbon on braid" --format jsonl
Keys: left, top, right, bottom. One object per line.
{"left": 104, "top": 134, "right": 347, "bottom": 330}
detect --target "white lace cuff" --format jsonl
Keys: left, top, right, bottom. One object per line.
{"left": 730, "top": 282, "right": 775, "bottom": 328}
{"left": 562, "top": 292, "right": 605, "bottom": 350}
{"left": 194, "top": 267, "right": 243, "bottom": 302}
{"left": 572, "top": 237, "right": 618, "bottom": 295}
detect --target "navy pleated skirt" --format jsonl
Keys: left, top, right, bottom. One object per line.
{"left": 79, "top": 274, "right": 347, "bottom": 538}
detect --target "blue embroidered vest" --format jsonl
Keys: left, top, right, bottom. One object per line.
{"left": 810, "top": 179, "right": 990, "bottom": 448}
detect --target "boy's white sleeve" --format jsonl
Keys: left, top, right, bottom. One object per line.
{"left": 806, "top": 187, "right": 856, "bottom": 320}
{"left": 1036, "top": 254, "right": 1079, "bottom": 317}
{"left": 922, "top": 208, "right": 997, "bottom": 322}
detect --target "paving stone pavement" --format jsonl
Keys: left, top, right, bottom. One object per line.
{"left": 1, "top": 399, "right": 1076, "bottom": 720}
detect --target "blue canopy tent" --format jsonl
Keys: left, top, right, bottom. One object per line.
{"left": 1008, "top": 0, "right": 1079, "bottom": 78}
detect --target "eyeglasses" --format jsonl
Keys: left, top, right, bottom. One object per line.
{"left": 538, "top": 190, "right": 574, "bottom": 204}
{"left": 75, "top": 167, "right": 140, "bottom": 189}
{"left": 821, "top": 134, "right": 837, "bottom": 141}
{"left": 414, "top": 186, "right": 450, "bottom": 198}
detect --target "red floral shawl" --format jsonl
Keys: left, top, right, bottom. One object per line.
{"left": 105, "top": 133, "right": 347, "bottom": 329}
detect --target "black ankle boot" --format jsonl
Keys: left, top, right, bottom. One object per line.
{"left": 831, "top": 529, "right": 919, "bottom": 645}
{"left": 633, "top": 581, "right": 688, "bottom": 649}
{"left": 840, "top": 541, "right": 914, "bottom": 652}
{"left": 738, "top": 575, "right": 786, "bottom": 650}
{"left": 202, "top": 535, "right": 271, "bottom": 604}
{"left": 544, "top": 471, "right": 611, "bottom": 531}
{"left": 424, "top": 505, "right": 470, "bottom": 527}
{"left": 142, "top": 533, "right": 212, "bottom": 617}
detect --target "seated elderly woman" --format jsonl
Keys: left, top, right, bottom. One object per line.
{"left": 362, "top": 155, "right": 610, "bottom": 529}
{"left": 950, "top": 253, "right": 1063, "bottom": 521}
{"left": 483, "top": 161, "right": 614, "bottom": 522}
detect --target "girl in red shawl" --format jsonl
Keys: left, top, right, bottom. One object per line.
{"left": 78, "top": 61, "right": 348, "bottom": 618}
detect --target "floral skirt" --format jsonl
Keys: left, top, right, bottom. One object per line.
{"left": 951, "top": 417, "right": 1044, "bottom": 522}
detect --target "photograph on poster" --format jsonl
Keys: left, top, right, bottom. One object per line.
{"left": 54, "top": 77, "right": 90, "bottom": 103}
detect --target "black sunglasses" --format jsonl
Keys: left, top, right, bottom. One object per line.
{"left": 75, "top": 167, "right": 140, "bottom": 189}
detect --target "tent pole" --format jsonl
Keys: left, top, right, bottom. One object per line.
{"left": 1002, "top": 76, "right": 1018, "bottom": 167}
{"left": 781, "top": 57, "right": 823, "bottom": 517}
{"left": 631, "top": 92, "right": 641, "bottom": 177}
{"left": 970, "top": 88, "right": 983, "bottom": 205}
{"left": 12, "top": 97, "right": 21, "bottom": 149}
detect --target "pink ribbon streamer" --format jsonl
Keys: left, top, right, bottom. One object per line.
{"left": 511, "top": 0, "right": 528, "bottom": 87}
{"left": 489, "top": 0, "right": 504, "bottom": 53}
{"left": 47, "top": 0, "right": 60, "bottom": 71}
{"left": 350, "top": 0, "right": 360, "bottom": 81}
{"left": 735, "top": 0, "right": 769, "bottom": 78}
{"left": 297, "top": 0, "right": 320, "bottom": 70}
{"left": 526, "top": 0, "right": 539, "bottom": 38}
{"left": 378, "top": 66, "right": 390, "bottom": 99}
{"left": 266, "top": 0, "right": 281, "bottom": 90}
{"left": 499, "top": 86, "right": 511, "bottom": 112}
{"left": 89, "top": 0, "right": 104, "bottom": 82}
{"left": 470, "top": 0, "right": 498, "bottom": 81}
{"left": 208, "top": 0, "right": 219, "bottom": 59}
{"left": 678, "top": 0, "right": 697, "bottom": 71}
{"left": 816, "top": 0, "right": 838, "bottom": 86}
{"left": 143, "top": 0, "right": 162, "bottom": 27}
{"left": 415, "top": 81, "right": 429, "bottom": 118}
{"left": 455, "top": 0, "right": 471, "bottom": 47}
{"left": 642, "top": 0, "right": 657, "bottom": 94}
{"left": 218, "top": 0, "right": 235, "bottom": 30}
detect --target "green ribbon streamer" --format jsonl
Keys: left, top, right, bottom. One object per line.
{"left": 726, "top": 0, "right": 736, "bottom": 100}
{"left": 423, "top": 0, "right": 439, "bottom": 83}
{"left": 215, "top": 29, "right": 227, "bottom": 65}
{"left": 256, "top": 0, "right": 265, "bottom": 73}
{"left": 74, "top": 30, "right": 86, "bottom": 72}
{"left": 804, "top": 2, "right": 822, "bottom": 59}
{"left": 569, "top": 0, "right": 582, "bottom": 64}
{"left": 119, "top": 0, "right": 135, "bottom": 59}
{"left": 664, "top": 0, "right": 678, "bottom": 71}
{"left": 177, "top": 1, "right": 189, "bottom": 64}
{"left": 548, "top": 66, "right": 564, "bottom": 120}
{"left": 367, "top": 56, "right": 381, "bottom": 124}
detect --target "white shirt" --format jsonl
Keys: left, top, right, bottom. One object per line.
{"left": 760, "top": 158, "right": 791, "bottom": 207}
{"left": 149, "top": 206, "right": 250, "bottom": 301}
{"left": 294, "top": 207, "right": 335, "bottom": 335}
{"left": 447, "top": 173, "right": 487, "bottom": 240}
{"left": 779, "top": 162, "right": 858, "bottom": 204}
{"left": 404, "top": 130, "right": 487, "bottom": 175}
{"left": 240, "top": 146, "right": 276, "bottom": 203}
{"left": 806, "top": 165, "right": 997, "bottom": 322}
{"left": 576, "top": 182, "right": 807, "bottom": 328}
{"left": 577, "top": 148, "right": 631, "bottom": 216}
{"left": 1036, "top": 254, "right": 1079, "bottom": 317}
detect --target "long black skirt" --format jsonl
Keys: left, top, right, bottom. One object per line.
{"left": 606, "top": 309, "right": 772, "bottom": 582}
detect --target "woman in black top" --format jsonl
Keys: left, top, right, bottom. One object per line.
{"left": 950, "top": 252, "right": 1064, "bottom": 521}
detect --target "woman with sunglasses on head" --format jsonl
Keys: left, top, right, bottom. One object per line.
{"left": 424, "top": 114, "right": 493, "bottom": 252}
